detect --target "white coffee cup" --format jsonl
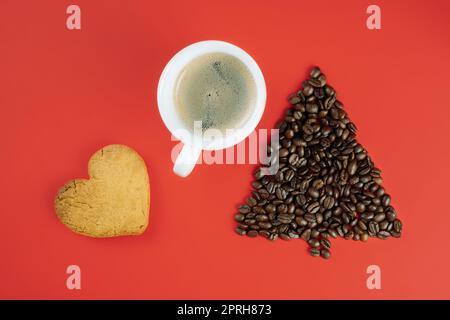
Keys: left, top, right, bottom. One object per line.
{"left": 157, "top": 40, "right": 266, "bottom": 177}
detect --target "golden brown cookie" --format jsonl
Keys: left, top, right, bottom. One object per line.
{"left": 55, "top": 144, "right": 150, "bottom": 237}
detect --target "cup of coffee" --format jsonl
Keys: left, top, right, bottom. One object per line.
{"left": 157, "top": 40, "right": 266, "bottom": 177}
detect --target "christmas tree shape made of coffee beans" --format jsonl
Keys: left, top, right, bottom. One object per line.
{"left": 234, "top": 67, "right": 402, "bottom": 259}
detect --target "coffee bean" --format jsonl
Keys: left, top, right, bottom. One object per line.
{"left": 252, "top": 181, "right": 263, "bottom": 189}
{"left": 328, "top": 228, "right": 338, "bottom": 238}
{"left": 265, "top": 204, "right": 276, "bottom": 213}
{"left": 279, "top": 148, "right": 289, "bottom": 158}
{"left": 259, "top": 230, "right": 270, "bottom": 238}
{"left": 348, "top": 159, "right": 358, "bottom": 176}
{"left": 288, "top": 153, "right": 300, "bottom": 166}
{"left": 277, "top": 204, "right": 288, "bottom": 214}
{"left": 306, "top": 103, "right": 319, "bottom": 113}
{"left": 378, "top": 231, "right": 390, "bottom": 239}
{"left": 318, "top": 74, "right": 327, "bottom": 86}
{"left": 303, "top": 85, "right": 314, "bottom": 97}
{"left": 235, "top": 227, "right": 246, "bottom": 236}
{"left": 239, "top": 205, "right": 251, "bottom": 214}
{"left": 277, "top": 233, "right": 289, "bottom": 241}
{"left": 358, "top": 220, "right": 367, "bottom": 231}
{"left": 246, "top": 230, "right": 258, "bottom": 237}
{"left": 247, "top": 197, "right": 257, "bottom": 207}
{"left": 382, "top": 194, "right": 391, "bottom": 207}
{"left": 289, "top": 95, "right": 301, "bottom": 104}
{"left": 310, "top": 248, "right": 321, "bottom": 257}
{"left": 269, "top": 233, "right": 278, "bottom": 241}
{"left": 308, "top": 239, "right": 320, "bottom": 248}
{"left": 285, "top": 129, "right": 294, "bottom": 139}
{"left": 258, "top": 221, "right": 272, "bottom": 229}
{"left": 256, "top": 214, "right": 269, "bottom": 222}
{"left": 393, "top": 219, "right": 402, "bottom": 233}
{"left": 257, "top": 189, "right": 269, "bottom": 199}
{"left": 301, "top": 229, "right": 312, "bottom": 241}
{"left": 323, "top": 196, "right": 335, "bottom": 209}
{"left": 307, "top": 202, "right": 321, "bottom": 214}
{"left": 356, "top": 203, "right": 366, "bottom": 213}
{"left": 320, "top": 249, "right": 331, "bottom": 259}
{"left": 310, "top": 67, "right": 321, "bottom": 79}
{"left": 244, "top": 219, "right": 256, "bottom": 225}
{"left": 320, "top": 238, "right": 331, "bottom": 249}
{"left": 308, "top": 187, "right": 320, "bottom": 199}
{"left": 373, "top": 213, "right": 386, "bottom": 222}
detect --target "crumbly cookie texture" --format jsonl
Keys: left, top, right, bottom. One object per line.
{"left": 55, "top": 144, "right": 150, "bottom": 238}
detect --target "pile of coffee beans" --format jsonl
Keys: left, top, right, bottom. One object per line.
{"left": 234, "top": 66, "right": 402, "bottom": 259}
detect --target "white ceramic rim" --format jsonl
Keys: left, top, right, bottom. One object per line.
{"left": 157, "top": 40, "right": 266, "bottom": 150}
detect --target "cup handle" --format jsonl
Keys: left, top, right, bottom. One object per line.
{"left": 173, "top": 143, "right": 202, "bottom": 177}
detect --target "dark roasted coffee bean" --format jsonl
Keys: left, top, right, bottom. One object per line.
{"left": 361, "top": 212, "right": 374, "bottom": 220}
{"left": 246, "top": 212, "right": 257, "bottom": 219}
{"left": 356, "top": 203, "right": 366, "bottom": 213}
{"left": 311, "top": 229, "right": 320, "bottom": 239}
{"left": 379, "top": 220, "right": 389, "bottom": 230}
{"left": 285, "top": 129, "right": 294, "bottom": 139}
{"left": 310, "top": 67, "right": 321, "bottom": 78}
{"left": 378, "top": 231, "right": 390, "bottom": 239}
{"left": 358, "top": 220, "right": 367, "bottom": 231}
{"left": 244, "top": 219, "right": 256, "bottom": 225}
{"left": 265, "top": 204, "right": 276, "bottom": 213}
{"left": 252, "top": 181, "right": 263, "bottom": 189}
{"left": 246, "top": 230, "right": 258, "bottom": 237}
{"left": 382, "top": 194, "right": 391, "bottom": 207}
{"left": 386, "top": 208, "right": 397, "bottom": 221}
{"left": 301, "top": 229, "right": 312, "bottom": 241}
{"left": 247, "top": 197, "right": 257, "bottom": 207}
{"left": 304, "top": 213, "right": 316, "bottom": 223}
{"left": 303, "top": 85, "right": 314, "bottom": 97}
{"left": 288, "top": 153, "right": 300, "bottom": 166}
{"left": 259, "top": 230, "right": 270, "bottom": 238}
{"left": 235, "top": 227, "right": 246, "bottom": 236}
{"left": 279, "top": 233, "right": 291, "bottom": 241}
{"left": 238, "top": 205, "right": 251, "bottom": 214}
{"left": 306, "top": 103, "right": 319, "bottom": 113}
{"left": 258, "top": 189, "right": 270, "bottom": 199}
{"left": 328, "top": 228, "right": 338, "bottom": 238}
{"left": 373, "top": 213, "right": 386, "bottom": 222}
{"left": 393, "top": 219, "right": 402, "bottom": 233}
{"left": 279, "top": 148, "right": 289, "bottom": 158}
{"left": 320, "top": 238, "right": 331, "bottom": 249}
{"left": 308, "top": 239, "right": 320, "bottom": 248}
{"left": 277, "top": 204, "right": 288, "bottom": 214}
{"left": 318, "top": 74, "right": 327, "bottom": 86}
{"left": 390, "top": 230, "right": 401, "bottom": 238}
{"left": 258, "top": 221, "right": 272, "bottom": 229}
{"left": 320, "top": 249, "right": 331, "bottom": 259}
{"left": 234, "top": 214, "right": 245, "bottom": 222}
{"left": 256, "top": 214, "right": 269, "bottom": 222}
{"left": 269, "top": 233, "right": 278, "bottom": 241}
{"left": 307, "top": 202, "right": 321, "bottom": 214}
{"left": 348, "top": 159, "right": 358, "bottom": 176}
{"left": 310, "top": 248, "right": 321, "bottom": 257}
{"left": 308, "top": 187, "right": 320, "bottom": 199}
{"left": 323, "top": 196, "right": 335, "bottom": 209}
{"left": 368, "top": 221, "right": 379, "bottom": 235}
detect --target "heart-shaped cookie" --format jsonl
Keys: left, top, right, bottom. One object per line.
{"left": 55, "top": 144, "right": 150, "bottom": 238}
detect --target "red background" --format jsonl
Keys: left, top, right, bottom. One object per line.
{"left": 1, "top": 0, "right": 450, "bottom": 299}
